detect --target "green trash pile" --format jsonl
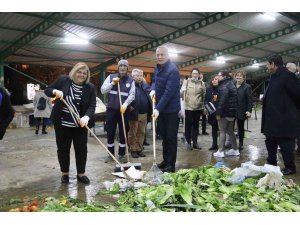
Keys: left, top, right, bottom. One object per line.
{"left": 40, "top": 166, "right": 300, "bottom": 212}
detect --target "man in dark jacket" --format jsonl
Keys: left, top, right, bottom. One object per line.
{"left": 151, "top": 46, "right": 180, "bottom": 173}
{"left": 128, "top": 68, "right": 151, "bottom": 158}
{"left": 214, "top": 71, "right": 238, "bottom": 158}
{"left": 262, "top": 54, "right": 300, "bottom": 175}
{"left": 0, "top": 86, "right": 15, "bottom": 140}
{"left": 101, "top": 59, "right": 135, "bottom": 164}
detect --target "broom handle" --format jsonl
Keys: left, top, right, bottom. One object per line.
{"left": 183, "top": 91, "right": 185, "bottom": 137}
{"left": 117, "top": 82, "right": 130, "bottom": 163}
{"left": 60, "top": 99, "right": 124, "bottom": 168}
{"left": 152, "top": 96, "right": 156, "bottom": 163}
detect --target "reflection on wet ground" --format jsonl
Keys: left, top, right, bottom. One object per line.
{"left": 1, "top": 111, "right": 299, "bottom": 211}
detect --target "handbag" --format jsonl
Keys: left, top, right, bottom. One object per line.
{"left": 204, "top": 102, "right": 216, "bottom": 115}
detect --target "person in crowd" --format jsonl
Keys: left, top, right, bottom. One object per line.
{"left": 101, "top": 59, "right": 135, "bottom": 163}
{"left": 128, "top": 68, "right": 151, "bottom": 158}
{"left": 0, "top": 86, "right": 15, "bottom": 140}
{"left": 213, "top": 71, "right": 239, "bottom": 158}
{"left": 204, "top": 75, "right": 219, "bottom": 151}
{"left": 234, "top": 70, "right": 252, "bottom": 150}
{"left": 199, "top": 73, "right": 208, "bottom": 135}
{"left": 262, "top": 55, "right": 300, "bottom": 175}
{"left": 286, "top": 62, "right": 300, "bottom": 158}
{"left": 151, "top": 46, "right": 180, "bottom": 173}
{"left": 33, "top": 84, "right": 52, "bottom": 135}
{"left": 45, "top": 62, "right": 96, "bottom": 184}
{"left": 180, "top": 68, "right": 206, "bottom": 150}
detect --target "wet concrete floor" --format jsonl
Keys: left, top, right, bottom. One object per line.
{"left": 0, "top": 111, "right": 299, "bottom": 211}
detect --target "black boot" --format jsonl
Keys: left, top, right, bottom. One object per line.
{"left": 239, "top": 139, "right": 243, "bottom": 150}
{"left": 35, "top": 124, "right": 39, "bottom": 135}
{"left": 42, "top": 123, "right": 48, "bottom": 134}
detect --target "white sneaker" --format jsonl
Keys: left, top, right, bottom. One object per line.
{"left": 213, "top": 150, "right": 225, "bottom": 158}
{"left": 226, "top": 149, "right": 240, "bottom": 156}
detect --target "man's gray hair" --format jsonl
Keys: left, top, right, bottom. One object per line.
{"left": 132, "top": 68, "right": 143, "bottom": 76}
{"left": 286, "top": 62, "right": 297, "bottom": 73}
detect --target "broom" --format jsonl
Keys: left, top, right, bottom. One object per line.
{"left": 60, "top": 98, "right": 134, "bottom": 180}
{"left": 144, "top": 96, "right": 163, "bottom": 185}
{"left": 114, "top": 82, "right": 141, "bottom": 172}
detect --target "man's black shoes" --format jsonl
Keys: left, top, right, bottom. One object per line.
{"left": 61, "top": 175, "right": 69, "bottom": 184}
{"left": 77, "top": 175, "right": 90, "bottom": 184}
{"left": 281, "top": 168, "right": 296, "bottom": 176}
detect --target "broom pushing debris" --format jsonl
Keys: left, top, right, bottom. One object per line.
{"left": 60, "top": 98, "right": 139, "bottom": 180}
{"left": 144, "top": 96, "right": 163, "bottom": 185}
{"left": 114, "top": 82, "right": 142, "bottom": 172}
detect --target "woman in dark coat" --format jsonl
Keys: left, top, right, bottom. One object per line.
{"left": 204, "top": 75, "right": 219, "bottom": 150}
{"left": 45, "top": 62, "right": 96, "bottom": 184}
{"left": 234, "top": 70, "right": 252, "bottom": 150}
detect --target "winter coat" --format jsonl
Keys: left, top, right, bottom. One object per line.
{"left": 33, "top": 91, "right": 52, "bottom": 118}
{"left": 205, "top": 85, "right": 219, "bottom": 126}
{"left": 181, "top": 78, "right": 206, "bottom": 110}
{"left": 129, "top": 81, "right": 152, "bottom": 121}
{"left": 151, "top": 60, "right": 180, "bottom": 113}
{"left": 261, "top": 66, "right": 300, "bottom": 137}
{"left": 216, "top": 77, "right": 237, "bottom": 118}
{"left": 0, "top": 87, "right": 14, "bottom": 120}
{"left": 236, "top": 82, "right": 252, "bottom": 120}
{"left": 44, "top": 75, "right": 96, "bottom": 128}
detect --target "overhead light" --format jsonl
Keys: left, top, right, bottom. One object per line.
{"left": 262, "top": 13, "right": 276, "bottom": 21}
{"left": 64, "top": 34, "right": 89, "bottom": 45}
{"left": 216, "top": 56, "right": 226, "bottom": 64}
{"left": 169, "top": 49, "right": 178, "bottom": 57}
{"left": 252, "top": 63, "right": 260, "bottom": 68}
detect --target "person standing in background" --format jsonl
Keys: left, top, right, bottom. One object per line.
{"left": 213, "top": 71, "right": 239, "bottom": 158}
{"left": 234, "top": 70, "right": 252, "bottom": 150}
{"left": 205, "top": 75, "right": 219, "bottom": 151}
{"left": 128, "top": 69, "right": 151, "bottom": 158}
{"left": 33, "top": 84, "right": 52, "bottom": 135}
{"left": 180, "top": 68, "right": 205, "bottom": 150}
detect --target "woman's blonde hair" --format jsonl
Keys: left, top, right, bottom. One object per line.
{"left": 69, "top": 62, "right": 90, "bottom": 84}
{"left": 234, "top": 69, "right": 246, "bottom": 80}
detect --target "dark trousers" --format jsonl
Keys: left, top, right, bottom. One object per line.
{"left": 201, "top": 113, "right": 207, "bottom": 133}
{"left": 54, "top": 124, "right": 88, "bottom": 174}
{"left": 296, "top": 137, "right": 300, "bottom": 151}
{"left": 265, "top": 136, "right": 296, "bottom": 171}
{"left": 237, "top": 119, "right": 245, "bottom": 145}
{"left": 185, "top": 110, "right": 201, "bottom": 144}
{"left": 106, "top": 108, "right": 129, "bottom": 156}
{"left": 158, "top": 112, "right": 179, "bottom": 167}
{"left": 0, "top": 115, "right": 13, "bottom": 140}
{"left": 211, "top": 122, "right": 219, "bottom": 147}
{"left": 35, "top": 117, "right": 47, "bottom": 132}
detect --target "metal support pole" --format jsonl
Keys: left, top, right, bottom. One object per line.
{"left": 99, "top": 68, "right": 107, "bottom": 103}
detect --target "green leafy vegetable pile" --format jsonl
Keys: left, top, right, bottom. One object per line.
{"left": 40, "top": 166, "right": 300, "bottom": 212}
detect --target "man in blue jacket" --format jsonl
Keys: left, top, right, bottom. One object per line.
{"left": 151, "top": 46, "right": 180, "bottom": 173}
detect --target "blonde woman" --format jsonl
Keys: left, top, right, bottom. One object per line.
{"left": 234, "top": 70, "right": 252, "bottom": 150}
{"left": 45, "top": 62, "right": 96, "bottom": 184}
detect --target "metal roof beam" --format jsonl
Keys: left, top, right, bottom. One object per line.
{"left": 178, "top": 24, "right": 300, "bottom": 69}
{"left": 0, "top": 12, "right": 70, "bottom": 60}
{"left": 206, "top": 46, "right": 300, "bottom": 75}
{"left": 92, "top": 12, "right": 237, "bottom": 71}
{"left": 279, "top": 12, "right": 300, "bottom": 23}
